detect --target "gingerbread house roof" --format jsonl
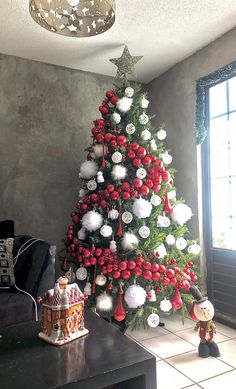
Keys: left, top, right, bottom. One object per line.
{"left": 43, "top": 278, "right": 84, "bottom": 308}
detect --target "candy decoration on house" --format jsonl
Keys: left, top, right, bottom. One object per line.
{"left": 189, "top": 286, "right": 220, "bottom": 358}
{"left": 38, "top": 276, "right": 88, "bottom": 345}
{"left": 62, "top": 46, "right": 201, "bottom": 330}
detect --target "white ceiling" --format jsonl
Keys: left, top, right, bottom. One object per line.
{"left": 0, "top": 0, "right": 236, "bottom": 83}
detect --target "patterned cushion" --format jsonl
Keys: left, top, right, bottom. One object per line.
{"left": 0, "top": 238, "right": 15, "bottom": 288}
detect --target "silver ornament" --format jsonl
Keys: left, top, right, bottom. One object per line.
{"left": 136, "top": 168, "right": 147, "bottom": 179}
{"left": 95, "top": 274, "right": 107, "bottom": 286}
{"left": 112, "top": 151, "right": 123, "bottom": 163}
{"left": 65, "top": 268, "right": 75, "bottom": 283}
{"left": 139, "top": 226, "right": 150, "bottom": 239}
{"left": 108, "top": 209, "right": 119, "bottom": 220}
{"left": 151, "top": 194, "right": 161, "bottom": 206}
{"left": 126, "top": 123, "right": 136, "bottom": 135}
{"left": 76, "top": 267, "right": 88, "bottom": 281}
{"left": 122, "top": 211, "right": 133, "bottom": 224}
{"left": 176, "top": 237, "right": 187, "bottom": 250}
{"left": 87, "top": 179, "right": 97, "bottom": 191}
{"left": 139, "top": 112, "right": 149, "bottom": 125}
{"left": 147, "top": 313, "right": 160, "bottom": 328}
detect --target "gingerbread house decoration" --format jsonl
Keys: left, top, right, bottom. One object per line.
{"left": 38, "top": 276, "right": 89, "bottom": 345}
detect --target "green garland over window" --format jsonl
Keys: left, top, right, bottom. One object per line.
{"left": 195, "top": 60, "right": 236, "bottom": 145}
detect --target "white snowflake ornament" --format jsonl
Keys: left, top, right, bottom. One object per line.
{"left": 136, "top": 168, "right": 147, "bottom": 179}
{"left": 87, "top": 179, "right": 97, "bottom": 191}
{"left": 139, "top": 226, "right": 150, "bottom": 238}
{"left": 95, "top": 274, "right": 107, "bottom": 286}
{"left": 147, "top": 313, "right": 160, "bottom": 328}
{"left": 157, "top": 215, "right": 170, "bottom": 228}
{"left": 161, "top": 151, "right": 172, "bottom": 165}
{"left": 176, "top": 237, "right": 187, "bottom": 250}
{"left": 112, "top": 151, "right": 123, "bottom": 163}
{"left": 100, "top": 225, "right": 113, "bottom": 237}
{"left": 126, "top": 123, "right": 136, "bottom": 135}
{"left": 165, "top": 234, "right": 176, "bottom": 245}
{"left": 76, "top": 267, "right": 88, "bottom": 281}
{"left": 125, "top": 87, "right": 134, "bottom": 97}
{"left": 122, "top": 211, "right": 133, "bottom": 224}
{"left": 157, "top": 129, "right": 167, "bottom": 140}
{"left": 151, "top": 194, "right": 161, "bottom": 206}
{"left": 139, "top": 112, "right": 149, "bottom": 125}
{"left": 188, "top": 243, "right": 201, "bottom": 255}
{"left": 108, "top": 209, "right": 119, "bottom": 220}
{"left": 141, "top": 129, "right": 151, "bottom": 140}
{"left": 160, "top": 298, "right": 172, "bottom": 312}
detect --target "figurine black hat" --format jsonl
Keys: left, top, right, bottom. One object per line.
{"left": 189, "top": 286, "right": 208, "bottom": 304}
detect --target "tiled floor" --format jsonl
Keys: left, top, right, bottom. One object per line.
{"left": 125, "top": 314, "right": 236, "bottom": 389}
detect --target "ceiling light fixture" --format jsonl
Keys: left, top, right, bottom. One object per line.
{"left": 29, "top": 0, "right": 116, "bottom": 37}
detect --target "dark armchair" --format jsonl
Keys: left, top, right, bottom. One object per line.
{"left": 0, "top": 235, "right": 55, "bottom": 328}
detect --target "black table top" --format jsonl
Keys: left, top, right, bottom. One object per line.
{"left": 0, "top": 311, "right": 155, "bottom": 389}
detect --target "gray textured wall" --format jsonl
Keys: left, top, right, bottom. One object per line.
{"left": 0, "top": 53, "right": 114, "bottom": 248}
{"left": 147, "top": 27, "right": 236, "bottom": 237}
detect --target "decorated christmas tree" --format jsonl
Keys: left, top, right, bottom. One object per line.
{"left": 62, "top": 47, "right": 200, "bottom": 329}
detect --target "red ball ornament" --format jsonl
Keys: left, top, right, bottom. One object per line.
{"left": 150, "top": 155, "right": 157, "bottom": 162}
{"left": 106, "top": 90, "right": 114, "bottom": 99}
{"left": 153, "top": 183, "right": 162, "bottom": 192}
{"left": 159, "top": 265, "right": 166, "bottom": 273}
{"left": 146, "top": 293, "right": 152, "bottom": 300}
{"left": 127, "top": 260, "right": 136, "bottom": 270}
{"left": 121, "top": 182, "right": 130, "bottom": 191}
{"left": 136, "top": 255, "right": 144, "bottom": 267}
{"left": 137, "top": 147, "right": 147, "bottom": 158}
{"left": 162, "top": 277, "right": 170, "bottom": 286}
{"left": 112, "top": 270, "right": 121, "bottom": 279}
{"left": 90, "top": 257, "right": 97, "bottom": 265}
{"left": 110, "top": 95, "right": 119, "bottom": 105}
{"left": 140, "top": 185, "right": 149, "bottom": 196}
{"left": 104, "top": 133, "right": 114, "bottom": 143}
{"left": 111, "top": 191, "right": 120, "bottom": 200}
{"left": 188, "top": 261, "right": 194, "bottom": 268}
{"left": 96, "top": 134, "right": 104, "bottom": 143}
{"left": 155, "top": 160, "right": 164, "bottom": 170}
{"left": 72, "top": 215, "right": 80, "bottom": 223}
{"left": 151, "top": 263, "right": 159, "bottom": 272}
{"left": 171, "top": 258, "right": 177, "bottom": 265}
{"left": 95, "top": 248, "right": 103, "bottom": 257}
{"left": 131, "top": 142, "right": 139, "bottom": 151}
{"left": 142, "top": 156, "right": 152, "bottom": 166}
{"left": 122, "top": 192, "right": 131, "bottom": 201}
{"left": 83, "top": 249, "right": 91, "bottom": 258}
{"left": 191, "top": 274, "right": 198, "bottom": 282}
{"left": 181, "top": 280, "right": 190, "bottom": 291}
{"left": 133, "top": 178, "right": 143, "bottom": 188}
{"left": 161, "top": 170, "right": 170, "bottom": 181}
{"left": 103, "top": 248, "right": 111, "bottom": 257}
{"left": 107, "top": 282, "right": 113, "bottom": 290}
{"left": 133, "top": 266, "right": 142, "bottom": 277}
{"left": 132, "top": 158, "right": 142, "bottom": 167}
{"left": 98, "top": 257, "right": 105, "bottom": 266}
{"left": 100, "top": 200, "right": 107, "bottom": 208}
{"left": 84, "top": 260, "right": 91, "bottom": 267}
{"left": 117, "top": 135, "right": 127, "bottom": 146}
{"left": 119, "top": 261, "right": 127, "bottom": 271}
{"left": 166, "top": 269, "right": 175, "bottom": 279}
{"left": 107, "top": 184, "right": 115, "bottom": 193}
{"left": 144, "top": 178, "right": 153, "bottom": 189}
{"left": 110, "top": 140, "right": 118, "bottom": 149}
{"left": 99, "top": 105, "right": 109, "bottom": 115}
{"left": 143, "top": 270, "right": 152, "bottom": 280}
{"left": 127, "top": 150, "right": 136, "bottom": 159}
{"left": 156, "top": 286, "right": 162, "bottom": 292}
{"left": 90, "top": 193, "right": 99, "bottom": 203}
{"left": 121, "top": 270, "right": 131, "bottom": 280}
{"left": 81, "top": 204, "right": 88, "bottom": 212}
{"left": 152, "top": 272, "right": 161, "bottom": 282}
{"left": 170, "top": 277, "right": 177, "bottom": 285}
{"left": 143, "top": 261, "right": 151, "bottom": 270}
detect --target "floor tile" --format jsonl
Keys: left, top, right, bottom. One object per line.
{"left": 161, "top": 314, "right": 194, "bottom": 333}
{"left": 126, "top": 325, "right": 170, "bottom": 341}
{"left": 142, "top": 333, "right": 196, "bottom": 359}
{"left": 175, "top": 327, "right": 230, "bottom": 346}
{"left": 217, "top": 339, "right": 236, "bottom": 368}
{"left": 166, "top": 350, "right": 232, "bottom": 382}
{"left": 182, "top": 386, "right": 203, "bottom": 388}
{"left": 199, "top": 369, "right": 236, "bottom": 388}
{"left": 215, "top": 322, "right": 236, "bottom": 338}
{"left": 156, "top": 360, "right": 194, "bottom": 389}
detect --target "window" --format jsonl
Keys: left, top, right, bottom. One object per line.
{"left": 208, "top": 77, "right": 236, "bottom": 250}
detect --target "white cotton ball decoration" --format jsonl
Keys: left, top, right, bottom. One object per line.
{"left": 139, "top": 112, "right": 149, "bottom": 125}
{"left": 176, "top": 237, "right": 187, "bottom": 250}
{"left": 165, "top": 234, "right": 176, "bottom": 245}
{"left": 125, "top": 87, "right": 134, "bottom": 97}
{"left": 141, "top": 129, "right": 151, "bottom": 140}
{"left": 100, "top": 225, "right": 113, "bottom": 238}
{"left": 116, "top": 97, "right": 133, "bottom": 113}
{"left": 95, "top": 274, "right": 107, "bottom": 286}
{"left": 160, "top": 298, "right": 172, "bottom": 312}
{"left": 111, "top": 165, "right": 127, "bottom": 181}
{"left": 157, "top": 129, "right": 167, "bottom": 140}
{"left": 188, "top": 243, "right": 201, "bottom": 255}
{"left": 122, "top": 232, "right": 139, "bottom": 251}
{"left": 140, "top": 97, "right": 149, "bottom": 109}
{"left": 108, "top": 209, "right": 119, "bottom": 220}
{"left": 112, "top": 112, "right": 121, "bottom": 124}
{"left": 155, "top": 243, "right": 167, "bottom": 258}
{"left": 77, "top": 227, "right": 86, "bottom": 240}
{"left": 124, "top": 284, "right": 146, "bottom": 308}
{"left": 97, "top": 171, "right": 104, "bottom": 183}
{"left": 96, "top": 292, "right": 113, "bottom": 312}
{"left": 82, "top": 211, "right": 103, "bottom": 232}
{"left": 171, "top": 204, "right": 193, "bottom": 226}
{"left": 132, "top": 198, "right": 152, "bottom": 219}
{"left": 79, "top": 160, "right": 98, "bottom": 179}
{"left": 150, "top": 139, "right": 157, "bottom": 151}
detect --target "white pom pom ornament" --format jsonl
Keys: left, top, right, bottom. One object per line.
{"left": 122, "top": 232, "right": 138, "bottom": 251}
{"left": 132, "top": 198, "right": 152, "bottom": 219}
{"left": 160, "top": 298, "right": 172, "bottom": 312}
{"left": 96, "top": 292, "right": 113, "bottom": 312}
{"left": 82, "top": 211, "right": 103, "bottom": 232}
{"left": 112, "top": 112, "right": 121, "bottom": 124}
{"left": 124, "top": 284, "right": 146, "bottom": 308}
{"left": 116, "top": 97, "right": 133, "bottom": 113}
{"left": 171, "top": 204, "right": 193, "bottom": 226}
{"left": 100, "top": 225, "right": 113, "bottom": 237}
{"left": 79, "top": 160, "right": 98, "bottom": 179}
{"left": 111, "top": 165, "right": 127, "bottom": 181}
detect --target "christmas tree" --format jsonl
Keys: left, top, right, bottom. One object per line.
{"left": 62, "top": 49, "right": 200, "bottom": 330}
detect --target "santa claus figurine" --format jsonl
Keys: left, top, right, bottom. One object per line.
{"left": 189, "top": 286, "right": 220, "bottom": 358}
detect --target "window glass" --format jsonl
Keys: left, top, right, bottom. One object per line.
{"left": 228, "top": 77, "right": 236, "bottom": 111}
{"left": 209, "top": 81, "right": 227, "bottom": 118}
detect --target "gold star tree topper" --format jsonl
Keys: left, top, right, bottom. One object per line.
{"left": 109, "top": 45, "right": 143, "bottom": 80}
